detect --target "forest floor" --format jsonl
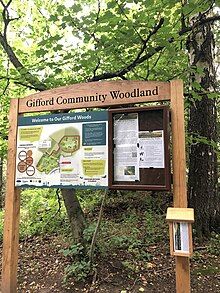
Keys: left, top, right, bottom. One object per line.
{"left": 0, "top": 192, "right": 219, "bottom": 292}
{"left": 0, "top": 233, "right": 219, "bottom": 292}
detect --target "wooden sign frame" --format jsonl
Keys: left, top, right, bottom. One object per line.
{"left": 108, "top": 105, "right": 171, "bottom": 190}
{"left": 2, "top": 80, "right": 191, "bottom": 293}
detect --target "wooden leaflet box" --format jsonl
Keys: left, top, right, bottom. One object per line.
{"left": 166, "top": 207, "right": 194, "bottom": 257}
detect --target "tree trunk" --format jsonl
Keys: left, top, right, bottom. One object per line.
{"left": 187, "top": 13, "right": 219, "bottom": 237}
{"left": 61, "top": 189, "right": 87, "bottom": 243}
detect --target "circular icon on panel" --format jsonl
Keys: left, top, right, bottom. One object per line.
{"left": 18, "top": 150, "right": 27, "bottom": 161}
{"left": 26, "top": 165, "right": 35, "bottom": 176}
{"left": 26, "top": 156, "right": 33, "bottom": 166}
{"left": 27, "top": 150, "right": 33, "bottom": 157}
{"left": 17, "top": 150, "right": 35, "bottom": 176}
{"left": 17, "top": 161, "right": 27, "bottom": 173}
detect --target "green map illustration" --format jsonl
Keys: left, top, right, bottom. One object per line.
{"left": 36, "top": 126, "right": 80, "bottom": 174}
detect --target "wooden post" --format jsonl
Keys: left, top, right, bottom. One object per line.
{"left": 170, "top": 80, "right": 190, "bottom": 293}
{"left": 2, "top": 98, "right": 20, "bottom": 293}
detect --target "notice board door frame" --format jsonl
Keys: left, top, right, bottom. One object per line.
{"left": 1, "top": 80, "right": 190, "bottom": 293}
{"left": 108, "top": 105, "right": 171, "bottom": 190}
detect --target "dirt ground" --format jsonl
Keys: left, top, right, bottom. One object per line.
{"left": 0, "top": 235, "right": 219, "bottom": 293}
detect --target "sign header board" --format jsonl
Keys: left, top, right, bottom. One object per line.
{"left": 18, "top": 80, "right": 170, "bottom": 113}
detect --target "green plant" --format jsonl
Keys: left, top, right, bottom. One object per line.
{"left": 60, "top": 243, "right": 85, "bottom": 258}
{"left": 192, "top": 251, "right": 203, "bottom": 261}
{"left": 19, "top": 188, "right": 69, "bottom": 238}
{"left": 64, "top": 260, "right": 91, "bottom": 282}
{"left": 122, "top": 260, "right": 139, "bottom": 273}
{"left": 143, "top": 210, "right": 167, "bottom": 244}
{"left": 60, "top": 223, "right": 99, "bottom": 282}
{"left": 207, "top": 233, "right": 220, "bottom": 256}
{"left": 83, "top": 222, "right": 97, "bottom": 242}
{"left": 60, "top": 242, "right": 91, "bottom": 282}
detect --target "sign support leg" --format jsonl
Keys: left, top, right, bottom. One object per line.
{"left": 2, "top": 98, "right": 20, "bottom": 293}
{"left": 170, "top": 80, "right": 191, "bottom": 293}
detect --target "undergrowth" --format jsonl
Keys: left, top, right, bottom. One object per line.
{"left": 3, "top": 189, "right": 219, "bottom": 283}
{"left": 60, "top": 191, "right": 170, "bottom": 281}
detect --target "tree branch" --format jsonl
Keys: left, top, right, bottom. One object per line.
{"left": 88, "top": 18, "right": 164, "bottom": 82}
{"left": 1, "top": 58, "right": 10, "bottom": 95}
{"left": 88, "top": 44, "right": 164, "bottom": 82}
{"left": 1, "top": 1, "right": 219, "bottom": 87}
{"left": 0, "top": 1, "right": 47, "bottom": 91}
{"left": 89, "top": 10, "right": 220, "bottom": 82}
{"left": 115, "top": 0, "right": 144, "bottom": 43}
{"left": 179, "top": 15, "right": 220, "bottom": 35}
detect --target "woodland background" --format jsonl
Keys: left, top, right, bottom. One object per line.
{"left": 0, "top": 0, "right": 219, "bottom": 292}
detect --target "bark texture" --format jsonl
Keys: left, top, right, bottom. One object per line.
{"left": 61, "top": 189, "right": 86, "bottom": 243}
{"left": 187, "top": 13, "right": 219, "bottom": 237}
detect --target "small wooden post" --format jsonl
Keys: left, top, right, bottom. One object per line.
{"left": 170, "top": 80, "right": 190, "bottom": 293}
{"left": 2, "top": 98, "right": 20, "bottom": 293}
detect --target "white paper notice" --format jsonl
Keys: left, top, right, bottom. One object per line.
{"left": 138, "top": 130, "right": 165, "bottom": 168}
{"left": 114, "top": 113, "right": 139, "bottom": 145}
{"left": 113, "top": 113, "right": 139, "bottom": 181}
{"left": 114, "top": 145, "right": 139, "bottom": 181}
{"left": 173, "top": 222, "right": 189, "bottom": 252}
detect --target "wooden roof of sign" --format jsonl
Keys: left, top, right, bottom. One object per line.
{"left": 166, "top": 207, "right": 194, "bottom": 222}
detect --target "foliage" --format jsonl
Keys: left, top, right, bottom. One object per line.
{"left": 76, "top": 189, "right": 103, "bottom": 211}
{"left": 207, "top": 233, "right": 220, "bottom": 256}
{"left": 19, "top": 188, "right": 69, "bottom": 238}
{"left": 0, "top": 0, "right": 218, "bottom": 275}
{"left": 63, "top": 259, "right": 91, "bottom": 282}
{"left": 0, "top": 0, "right": 218, "bottom": 160}
{"left": 93, "top": 192, "right": 169, "bottom": 259}
{"left": 59, "top": 191, "right": 169, "bottom": 281}
{"left": 60, "top": 224, "right": 95, "bottom": 281}
{"left": 60, "top": 242, "right": 91, "bottom": 282}
{"left": 0, "top": 93, "right": 9, "bottom": 159}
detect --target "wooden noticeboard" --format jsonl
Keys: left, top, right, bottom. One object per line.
{"left": 2, "top": 80, "right": 191, "bottom": 293}
{"left": 108, "top": 106, "right": 170, "bottom": 190}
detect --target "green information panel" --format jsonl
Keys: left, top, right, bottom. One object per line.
{"left": 15, "top": 111, "right": 108, "bottom": 189}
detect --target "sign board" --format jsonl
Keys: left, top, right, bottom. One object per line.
{"left": 2, "top": 80, "right": 191, "bottom": 293}
{"left": 108, "top": 106, "right": 170, "bottom": 190}
{"left": 15, "top": 110, "right": 108, "bottom": 188}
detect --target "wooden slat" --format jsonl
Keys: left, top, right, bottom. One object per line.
{"left": 188, "top": 225, "right": 193, "bottom": 256}
{"left": 2, "top": 98, "right": 20, "bottom": 293}
{"left": 18, "top": 80, "right": 170, "bottom": 113}
{"left": 170, "top": 80, "right": 191, "bottom": 293}
{"left": 176, "top": 257, "right": 191, "bottom": 293}
{"left": 169, "top": 223, "right": 175, "bottom": 256}
{"left": 170, "top": 80, "right": 187, "bottom": 208}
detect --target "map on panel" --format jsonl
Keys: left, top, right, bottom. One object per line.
{"left": 15, "top": 111, "right": 108, "bottom": 189}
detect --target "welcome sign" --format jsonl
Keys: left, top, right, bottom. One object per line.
{"left": 15, "top": 110, "right": 108, "bottom": 189}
